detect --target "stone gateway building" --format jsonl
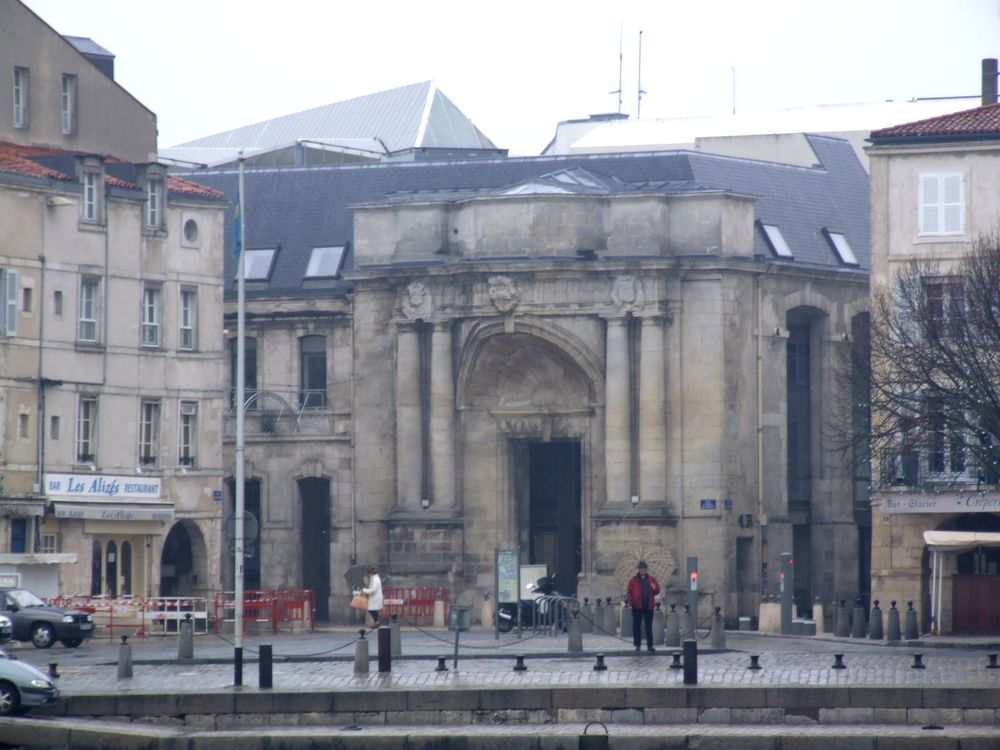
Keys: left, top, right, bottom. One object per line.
{"left": 190, "top": 135, "right": 869, "bottom": 623}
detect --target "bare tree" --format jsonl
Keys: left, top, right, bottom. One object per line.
{"left": 864, "top": 229, "right": 1000, "bottom": 488}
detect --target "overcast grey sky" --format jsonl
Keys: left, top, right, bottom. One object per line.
{"left": 22, "top": 0, "right": 1000, "bottom": 155}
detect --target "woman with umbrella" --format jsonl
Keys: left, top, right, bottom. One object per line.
{"left": 360, "top": 565, "right": 384, "bottom": 627}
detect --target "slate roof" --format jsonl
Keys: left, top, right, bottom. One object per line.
{"left": 170, "top": 82, "right": 497, "bottom": 155}
{"left": 870, "top": 102, "right": 1000, "bottom": 143}
{"left": 177, "top": 135, "right": 868, "bottom": 300}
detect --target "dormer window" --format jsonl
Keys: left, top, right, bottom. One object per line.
{"left": 304, "top": 246, "right": 345, "bottom": 278}
{"left": 240, "top": 248, "right": 277, "bottom": 281}
{"left": 82, "top": 168, "right": 103, "bottom": 223}
{"left": 759, "top": 223, "right": 793, "bottom": 258}
{"left": 823, "top": 229, "right": 859, "bottom": 266}
{"left": 146, "top": 174, "right": 164, "bottom": 229}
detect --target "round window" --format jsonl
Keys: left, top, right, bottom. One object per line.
{"left": 183, "top": 218, "right": 199, "bottom": 244}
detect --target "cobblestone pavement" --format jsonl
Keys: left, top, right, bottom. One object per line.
{"left": 7, "top": 629, "right": 1000, "bottom": 693}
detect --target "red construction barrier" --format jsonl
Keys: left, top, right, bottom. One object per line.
{"left": 212, "top": 589, "right": 315, "bottom": 633}
{"left": 381, "top": 587, "right": 448, "bottom": 624}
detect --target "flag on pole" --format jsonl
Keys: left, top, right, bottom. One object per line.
{"left": 232, "top": 191, "right": 242, "bottom": 258}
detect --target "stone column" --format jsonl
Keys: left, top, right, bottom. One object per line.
{"left": 604, "top": 316, "right": 632, "bottom": 503}
{"left": 395, "top": 322, "right": 423, "bottom": 508}
{"left": 429, "top": 321, "right": 455, "bottom": 508}
{"left": 638, "top": 315, "right": 667, "bottom": 502}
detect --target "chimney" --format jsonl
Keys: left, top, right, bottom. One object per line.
{"left": 982, "top": 58, "right": 998, "bottom": 106}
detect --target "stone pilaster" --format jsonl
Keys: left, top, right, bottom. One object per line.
{"left": 429, "top": 320, "right": 456, "bottom": 508}
{"left": 395, "top": 321, "right": 423, "bottom": 508}
{"left": 638, "top": 315, "right": 666, "bottom": 502}
{"left": 604, "top": 316, "right": 632, "bottom": 503}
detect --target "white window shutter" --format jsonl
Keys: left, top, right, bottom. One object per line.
{"left": 4, "top": 269, "right": 17, "bottom": 336}
{"left": 919, "top": 175, "right": 939, "bottom": 235}
{"left": 943, "top": 174, "right": 964, "bottom": 234}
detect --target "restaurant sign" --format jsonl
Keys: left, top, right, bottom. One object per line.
{"left": 882, "top": 492, "right": 1000, "bottom": 514}
{"left": 44, "top": 473, "right": 161, "bottom": 500}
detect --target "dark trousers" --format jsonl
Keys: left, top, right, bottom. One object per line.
{"left": 632, "top": 607, "right": 654, "bottom": 648}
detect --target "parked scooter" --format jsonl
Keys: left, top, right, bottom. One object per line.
{"left": 496, "top": 574, "right": 564, "bottom": 632}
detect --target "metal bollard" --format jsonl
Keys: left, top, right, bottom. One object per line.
{"left": 435, "top": 656, "right": 448, "bottom": 672}
{"left": 620, "top": 602, "right": 633, "bottom": 640}
{"left": 710, "top": 607, "right": 726, "bottom": 649}
{"left": 48, "top": 663, "right": 59, "bottom": 679}
{"left": 377, "top": 625, "right": 392, "bottom": 672}
{"left": 911, "top": 653, "right": 926, "bottom": 669}
{"left": 354, "top": 629, "right": 369, "bottom": 674}
{"left": 580, "top": 597, "right": 593, "bottom": 634}
{"left": 681, "top": 604, "right": 695, "bottom": 640}
{"left": 832, "top": 653, "right": 846, "bottom": 670}
{"left": 868, "top": 600, "right": 884, "bottom": 640}
{"left": 603, "top": 597, "right": 617, "bottom": 635}
{"left": 682, "top": 639, "right": 698, "bottom": 685}
{"left": 593, "top": 654, "right": 608, "bottom": 672}
{"left": 117, "top": 634, "right": 133, "bottom": 680}
{"left": 178, "top": 613, "right": 194, "bottom": 659}
{"left": 669, "top": 652, "right": 683, "bottom": 670}
{"left": 987, "top": 654, "right": 1000, "bottom": 670}
{"left": 665, "top": 604, "right": 680, "bottom": 647}
{"left": 904, "top": 601, "right": 919, "bottom": 640}
{"left": 652, "top": 603, "right": 665, "bottom": 645}
{"left": 567, "top": 610, "right": 583, "bottom": 652}
{"left": 513, "top": 654, "right": 528, "bottom": 672}
{"left": 390, "top": 614, "right": 401, "bottom": 658}
{"left": 834, "top": 599, "right": 850, "bottom": 638}
{"left": 593, "top": 598, "right": 603, "bottom": 633}
{"left": 259, "top": 644, "right": 272, "bottom": 689}
{"left": 748, "top": 654, "right": 762, "bottom": 671}
{"left": 851, "top": 598, "right": 867, "bottom": 638}
{"left": 886, "top": 601, "right": 901, "bottom": 642}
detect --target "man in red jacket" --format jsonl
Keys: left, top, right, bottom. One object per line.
{"left": 626, "top": 561, "right": 661, "bottom": 652}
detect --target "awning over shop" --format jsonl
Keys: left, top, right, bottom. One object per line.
{"left": 51, "top": 501, "right": 173, "bottom": 523}
{"left": 923, "top": 530, "right": 1000, "bottom": 552}
{"left": 924, "top": 530, "right": 1000, "bottom": 634}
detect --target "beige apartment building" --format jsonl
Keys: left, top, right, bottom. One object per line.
{"left": 868, "top": 70, "right": 1000, "bottom": 634}
{"left": 0, "top": 0, "right": 226, "bottom": 600}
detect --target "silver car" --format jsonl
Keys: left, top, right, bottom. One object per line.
{"left": 0, "top": 650, "right": 59, "bottom": 715}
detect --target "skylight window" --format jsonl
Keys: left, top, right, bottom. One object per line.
{"left": 760, "top": 223, "right": 793, "bottom": 258}
{"left": 304, "top": 246, "right": 346, "bottom": 278}
{"left": 824, "top": 230, "right": 859, "bottom": 266}
{"left": 240, "top": 249, "right": 276, "bottom": 280}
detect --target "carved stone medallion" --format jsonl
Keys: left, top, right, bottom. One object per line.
{"left": 401, "top": 281, "right": 433, "bottom": 320}
{"left": 488, "top": 275, "right": 519, "bottom": 314}
{"left": 611, "top": 275, "right": 644, "bottom": 311}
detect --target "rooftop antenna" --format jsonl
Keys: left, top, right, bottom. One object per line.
{"left": 732, "top": 62, "right": 736, "bottom": 115}
{"left": 637, "top": 29, "right": 646, "bottom": 119}
{"left": 609, "top": 23, "right": 623, "bottom": 113}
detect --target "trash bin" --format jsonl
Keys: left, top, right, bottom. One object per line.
{"left": 449, "top": 605, "right": 472, "bottom": 631}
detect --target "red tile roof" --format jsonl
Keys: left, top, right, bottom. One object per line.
{"left": 0, "top": 142, "right": 222, "bottom": 199}
{"left": 168, "top": 175, "right": 225, "bottom": 199}
{"left": 871, "top": 102, "right": 1000, "bottom": 141}
{"left": 0, "top": 143, "right": 74, "bottom": 181}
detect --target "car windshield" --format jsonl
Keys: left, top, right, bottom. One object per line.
{"left": 6, "top": 589, "right": 46, "bottom": 608}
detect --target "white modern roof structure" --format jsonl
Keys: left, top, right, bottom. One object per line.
{"left": 162, "top": 81, "right": 500, "bottom": 168}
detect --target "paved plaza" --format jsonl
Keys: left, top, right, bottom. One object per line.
{"left": 2, "top": 627, "right": 1000, "bottom": 748}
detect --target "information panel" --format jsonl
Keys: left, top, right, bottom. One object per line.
{"left": 496, "top": 547, "right": 520, "bottom": 603}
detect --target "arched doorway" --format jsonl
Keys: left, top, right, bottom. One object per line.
{"left": 160, "top": 521, "right": 208, "bottom": 597}
{"left": 462, "top": 329, "right": 596, "bottom": 596}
